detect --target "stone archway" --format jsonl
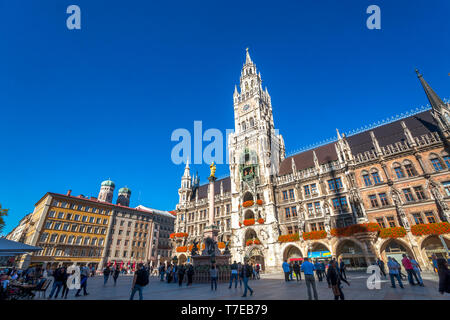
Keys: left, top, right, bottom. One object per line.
{"left": 335, "top": 239, "right": 367, "bottom": 268}
{"left": 307, "top": 242, "right": 331, "bottom": 261}
{"left": 420, "top": 235, "right": 450, "bottom": 265}
{"left": 247, "top": 246, "right": 265, "bottom": 272}
{"left": 380, "top": 239, "right": 415, "bottom": 264}
{"left": 283, "top": 244, "right": 303, "bottom": 262}
{"left": 243, "top": 192, "right": 254, "bottom": 202}
{"left": 243, "top": 228, "right": 258, "bottom": 246}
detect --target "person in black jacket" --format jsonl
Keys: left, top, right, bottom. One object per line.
{"left": 178, "top": 264, "right": 186, "bottom": 287}
{"left": 437, "top": 258, "right": 450, "bottom": 295}
{"left": 326, "top": 260, "right": 349, "bottom": 300}
{"left": 293, "top": 261, "right": 301, "bottom": 281}
{"left": 186, "top": 264, "right": 194, "bottom": 286}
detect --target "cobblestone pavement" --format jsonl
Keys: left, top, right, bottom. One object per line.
{"left": 38, "top": 271, "right": 449, "bottom": 300}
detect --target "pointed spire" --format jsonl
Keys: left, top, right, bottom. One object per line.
{"left": 183, "top": 157, "right": 190, "bottom": 177}
{"left": 291, "top": 157, "right": 297, "bottom": 174}
{"left": 313, "top": 150, "right": 319, "bottom": 168}
{"left": 401, "top": 121, "right": 417, "bottom": 147}
{"left": 245, "top": 47, "right": 252, "bottom": 64}
{"left": 416, "top": 69, "right": 446, "bottom": 113}
{"left": 234, "top": 85, "right": 239, "bottom": 96}
{"left": 336, "top": 128, "right": 342, "bottom": 140}
{"left": 370, "top": 131, "right": 382, "bottom": 155}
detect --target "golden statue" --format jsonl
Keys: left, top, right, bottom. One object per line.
{"left": 209, "top": 162, "right": 216, "bottom": 178}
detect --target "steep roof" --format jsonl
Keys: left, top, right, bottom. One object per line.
{"left": 279, "top": 110, "right": 438, "bottom": 176}
{"left": 196, "top": 177, "right": 231, "bottom": 200}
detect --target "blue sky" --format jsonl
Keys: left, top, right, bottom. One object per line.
{"left": 1, "top": 0, "right": 449, "bottom": 234}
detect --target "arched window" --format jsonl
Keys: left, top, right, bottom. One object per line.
{"left": 59, "top": 234, "right": 66, "bottom": 243}
{"left": 441, "top": 151, "right": 450, "bottom": 168}
{"left": 403, "top": 160, "right": 417, "bottom": 177}
{"left": 430, "top": 154, "right": 444, "bottom": 172}
{"left": 99, "top": 238, "right": 104, "bottom": 246}
{"left": 84, "top": 237, "right": 90, "bottom": 245}
{"left": 242, "top": 121, "right": 246, "bottom": 131}
{"left": 50, "top": 234, "right": 58, "bottom": 243}
{"left": 249, "top": 117, "right": 254, "bottom": 127}
{"left": 393, "top": 162, "right": 405, "bottom": 179}
{"left": 361, "top": 170, "right": 371, "bottom": 186}
{"left": 76, "top": 236, "right": 83, "bottom": 245}
{"left": 370, "top": 168, "right": 382, "bottom": 184}
{"left": 91, "top": 238, "right": 97, "bottom": 246}
{"left": 68, "top": 235, "right": 74, "bottom": 244}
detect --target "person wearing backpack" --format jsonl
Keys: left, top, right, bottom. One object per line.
{"left": 241, "top": 260, "right": 254, "bottom": 297}
{"left": 130, "top": 263, "right": 149, "bottom": 300}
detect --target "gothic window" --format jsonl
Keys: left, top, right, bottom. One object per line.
{"left": 304, "top": 185, "right": 310, "bottom": 196}
{"left": 371, "top": 170, "right": 382, "bottom": 184}
{"left": 282, "top": 191, "right": 288, "bottom": 200}
{"left": 444, "top": 155, "right": 450, "bottom": 168}
{"left": 412, "top": 213, "right": 424, "bottom": 225}
{"left": 314, "top": 202, "right": 321, "bottom": 214}
{"left": 285, "top": 207, "right": 291, "bottom": 218}
{"left": 442, "top": 181, "right": 450, "bottom": 196}
{"left": 430, "top": 154, "right": 444, "bottom": 171}
{"left": 376, "top": 218, "right": 386, "bottom": 228}
{"left": 369, "top": 195, "right": 379, "bottom": 208}
{"left": 386, "top": 216, "right": 396, "bottom": 227}
{"left": 249, "top": 117, "right": 254, "bottom": 127}
{"left": 318, "top": 222, "right": 325, "bottom": 231}
{"left": 413, "top": 186, "right": 426, "bottom": 200}
{"left": 425, "top": 211, "right": 436, "bottom": 223}
{"left": 393, "top": 163, "right": 405, "bottom": 178}
{"left": 328, "top": 178, "right": 343, "bottom": 191}
{"left": 403, "top": 160, "right": 417, "bottom": 177}
{"left": 402, "top": 188, "right": 415, "bottom": 202}
{"left": 362, "top": 171, "right": 372, "bottom": 186}
{"left": 291, "top": 206, "right": 297, "bottom": 217}
{"left": 306, "top": 203, "right": 313, "bottom": 215}
{"left": 289, "top": 189, "right": 295, "bottom": 200}
{"left": 379, "top": 193, "right": 389, "bottom": 206}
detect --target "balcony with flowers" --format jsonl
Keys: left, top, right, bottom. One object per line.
{"left": 278, "top": 233, "right": 300, "bottom": 243}
{"left": 302, "top": 230, "right": 327, "bottom": 240}
{"left": 246, "top": 238, "right": 261, "bottom": 246}
{"left": 411, "top": 222, "right": 450, "bottom": 236}
{"left": 379, "top": 226, "right": 407, "bottom": 239}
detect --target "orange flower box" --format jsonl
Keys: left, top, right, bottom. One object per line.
{"left": 243, "top": 200, "right": 254, "bottom": 208}
{"left": 246, "top": 239, "right": 261, "bottom": 246}
{"left": 330, "top": 223, "right": 380, "bottom": 237}
{"left": 218, "top": 242, "right": 226, "bottom": 249}
{"left": 302, "top": 230, "right": 327, "bottom": 240}
{"left": 411, "top": 222, "right": 450, "bottom": 236}
{"left": 243, "top": 219, "right": 255, "bottom": 226}
{"left": 257, "top": 218, "right": 265, "bottom": 224}
{"left": 253, "top": 239, "right": 261, "bottom": 245}
{"left": 256, "top": 199, "right": 263, "bottom": 205}
{"left": 170, "top": 232, "right": 188, "bottom": 239}
{"left": 278, "top": 233, "right": 300, "bottom": 243}
{"left": 176, "top": 246, "right": 187, "bottom": 252}
{"left": 188, "top": 243, "right": 205, "bottom": 251}
{"left": 379, "top": 227, "right": 406, "bottom": 239}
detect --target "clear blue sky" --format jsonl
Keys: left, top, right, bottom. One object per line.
{"left": 1, "top": 0, "right": 449, "bottom": 234}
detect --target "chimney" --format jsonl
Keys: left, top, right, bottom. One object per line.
{"left": 67, "top": 190, "right": 72, "bottom": 196}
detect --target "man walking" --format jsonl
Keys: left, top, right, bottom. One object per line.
{"left": 241, "top": 260, "right": 254, "bottom": 297}
{"left": 112, "top": 266, "right": 120, "bottom": 286}
{"left": 103, "top": 265, "right": 111, "bottom": 285}
{"left": 178, "top": 264, "right": 186, "bottom": 287}
{"left": 376, "top": 258, "right": 386, "bottom": 277}
{"left": 314, "top": 260, "right": 322, "bottom": 281}
{"left": 130, "top": 263, "right": 149, "bottom": 300}
{"left": 186, "top": 264, "right": 194, "bottom": 286}
{"left": 339, "top": 260, "right": 347, "bottom": 280}
{"left": 282, "top": 260, "right": 290, "bottom": 282}
{"left": 229, "top": 261, "right": 239, "bottom": 289}
{"left": 387, "top": 257, "right": 404, "bottom": 289}
{"left": 409, "top": 256, "right": 424, "bottom": 286}
{"left": 401, "top": 254, "right": 420, "bottom": 286}
{"left": 48, "top": 266, "right": 66, "bottom": 299}
{"left": 301, "top": 257, "right": 318, "bottom": 300}
{"left": 293, "top": 261, "right": 301, "bottom": 281}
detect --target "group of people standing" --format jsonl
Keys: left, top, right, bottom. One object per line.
{"left": 158, "top": 263, "right": 195, "bottom": 286}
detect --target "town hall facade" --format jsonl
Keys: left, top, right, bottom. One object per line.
{"left": 173, "top": 49, "right": 450, "bottom": 273}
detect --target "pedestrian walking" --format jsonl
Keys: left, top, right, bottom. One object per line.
{"left": 282, "top": 260, "right": 290, "bottom": 282}
{"left": 75, "top": 265, "right": 90, "bottom": 297}
{"left": 255, "top": 264, "right": 261, "bottom": 279}
{"left": 241, "top": 261, "right": 254, "bottom": 297}
{"left": 229, "top": 261, "right": 239, "bottom": 288}
{"left": 48, "top": 266, "right": 66, "bottom": 299}
{"left": 178, "top": 264, "right": 185, "bottom": 287}
{"left": 103, "top": 266, "right": 111, "bottom": 285}
{"left": 187, "top": 264, "right": 194, "bottom": 286}
{"left": 409, "top": 256, "right": 424, "bottom": 286}
{"left": 301, "top": 257, "right": 318, "bottom": 300}
{"left": 339, "top": 260, "right": 347, "bottom": 280}
{"left": 437, "top": 258, "right": 450, "bottom": 295}
{"left": 376, "top": 258, "right": 386, "bottom": 277}
{"left": 401, "top": 254, "right": 420, "bottom": 286}
{"left": 314, "top": 260, "right": 322, "bottom": 281}
{"left": 173, "top": 264, "right": 178, "bottom": 284}
{"left": 327, "top": 260, "right": 350, "bottom": 300}
{"left": 289, "top": 262, "right": 294, "bottom": 281}
{"left": 431, "top": 254, "right": 438, "bottom": 273}
{"left": 159, "top": 265, "right": 165, "bottom": 281}
{"left": 293, "top": 261, "right": 301, "bottom": 281}
{"left": 130, "top": 263, "right": 149, "bottom": 300}
{"left": 113, "top": 267, "right": 120, "bottom": 286}
{"left": 210, "top": 264, "right": 218, "bottom": 291}
{"left": 387, "top": 257, "right": 404, "bottom": 289}
{"left": 237, "top": 262, "right": 243, "bottom": 288}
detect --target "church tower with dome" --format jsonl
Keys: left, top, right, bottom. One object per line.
{"left": 98, "top": 179, "right": 115, "bottom": 203}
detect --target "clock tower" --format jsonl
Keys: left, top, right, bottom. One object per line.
{"left": 228, "top": 49, "right": 285, "bottom": 271}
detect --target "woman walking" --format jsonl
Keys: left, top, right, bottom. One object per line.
{"left": 113, "top": 267, "right": 120, "bottom": 286}
{"left": 326, "top": 260, "right": 349, "bottom": 300}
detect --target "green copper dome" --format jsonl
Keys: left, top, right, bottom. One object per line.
{"left": 101, "top": 179, "right": 115, "bottom": 188}
{"left": 118, "top": 187, "right": 131, "bottom": 194}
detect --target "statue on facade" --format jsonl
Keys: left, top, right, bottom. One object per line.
{"left": 223, "top": 241, "right": 231, "bottom": 255}
{"left": 210, "top": 162, "right": 216, "bottom": 178}
{"left": 191, "top": 239, "right": 199, "bottom": 256}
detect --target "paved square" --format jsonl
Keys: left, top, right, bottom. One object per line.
{"left": 37, "top": 271, "right": 449, "bottom": 300}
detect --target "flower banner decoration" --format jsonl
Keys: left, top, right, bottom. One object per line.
{"left": 302, "top": 230, "right": 327, "bottom": 240}
{"left": 242, "top": 200, "right": 254, "bottom": 208}
{"left": 278, "top": 233, "right": 300, "bottom": 243}
{"left": 379, "top": 227, "right": 407, "bottom": 239}
{"left": 411, "top": 222, "right": 450, "bottom": 236}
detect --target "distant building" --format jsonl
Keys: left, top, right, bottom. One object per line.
{"left": 8, "top": 180, "right": 174, "bottom": 269}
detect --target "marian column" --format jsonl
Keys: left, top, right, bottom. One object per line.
{"left": 204, "top": 162, "right": 219, "bottom": 241}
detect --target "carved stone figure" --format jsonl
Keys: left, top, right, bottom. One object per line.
{"left": 191, "top": 239, "right": 199, "bottom": 256}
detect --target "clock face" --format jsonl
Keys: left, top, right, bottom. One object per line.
{"left": 243, "top": 104, "right": 250, "bottom": 111}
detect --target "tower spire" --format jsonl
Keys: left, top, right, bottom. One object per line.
{"left": 416, "top": 69, "right": 446, "bottom": 112}
{"left": 245, "top": 47, "right": 252, "bottom": 64}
